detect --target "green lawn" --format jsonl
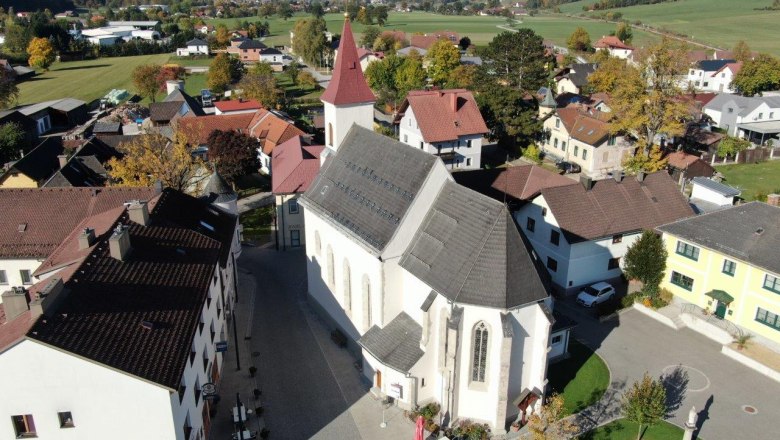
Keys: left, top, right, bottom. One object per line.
{"left": 547, "top": 339, "right": 610, "bottom": 415}
{"left": 512, "top": 15, "right": 658, "bottom": 48}
{"left": 240, "top": 205, "right": 274, "bottom": 241}
{"left": 277, "top": 72, "right": 323, "bottom": 101}
{"left": 717, "top": 160, "right": 780, "bottom": 201}
{"left": 183, "top": 73, "right": 208, "bottom": 98}
{"left": 167, "top": 56, "right": 215, "bottom": 67}
{"left": 16, "top": 54, "right": 172, "bottom": 105}
{"left": 581, "top": 419, "right": 697, "bottom": 440}
{"left": 558, "top": 0, "right": 780, "bottom": 55}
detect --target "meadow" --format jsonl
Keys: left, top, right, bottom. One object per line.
{"left": 558, "top": 0, "right": 780, "bottom": 55}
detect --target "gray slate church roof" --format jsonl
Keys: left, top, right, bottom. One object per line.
{"left": 400, "top": 180, "right": 549, "bottom": 309}
{"left": 358, "top": 312, "right": 424, "bottom": 373}
{"left": 302, "top": 126, "right": 437, "bottom": 253}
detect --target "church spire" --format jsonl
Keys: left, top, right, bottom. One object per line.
{"left": 320, "top": 16, "right": 375, "bottom": 106}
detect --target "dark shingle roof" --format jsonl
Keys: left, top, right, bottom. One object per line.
{"left": 237, "top": 39, "right": 267, "bottom": 50}
{"left": 696, "top": 59, "right": 734, "bottom": 72}
{"left": 93, "top": 120, "right": 121, "bottom": 134}
{"left": 301, "top": 126, "right": 437, "bottom": 253}
{"left": 691, "top": 177, "right": 740, "bottom": 197}
{"left": 556, "top": 63, "right": 598, "bottom": 88}
{"left": 27, "top": 189, "right": 234, "bottom": 389}
{"left": 202, "top": 171, "right": 237, "bottom": 204}
{"left": 149, "top": 101, "right": 183, "bottom": 122}
{"left": 2, "top": 137, "right": 64, "bottom": 184}
{"left": 399, "top": 181, "right": 549, "bottom": 309}
{"left": 164, "top": 89, "right": 205, "bottom": 116}
{"left": 186, "top": 38, "right": 208, "bottom": 46}
{"left": 541, "top": 172, "right": 695, "bottom": 243}
{"left": 358, "top": 312, "right": 424, "bottom": 373}
{"left": 658, "top": 202, "right": 780, "bottom": 275}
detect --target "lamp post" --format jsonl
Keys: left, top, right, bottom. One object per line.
{"left": 233, "top": 308, "right": 241, "bottom": 371}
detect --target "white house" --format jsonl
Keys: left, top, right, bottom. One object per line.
{"left": 395, "top": 89, "right": 488, "bottom": 170}
{"left": 176, "top": 38, "right": 209, "bottom": 56}
{"left": 709, "top": 62, "right": 742, "bottom": 93}
{"left": 593, "top": 36, "right": 633, "bottom": 60}
{"left": 513, "top": 172, "right": 694, "bottom": 292}
{"left": 685, "top": 59, "right": 735, "bottom": 92}
{"left": 298, "top": 18, "right": 563, "bottom": 434}
{"left": 540, "top": 104, "right": 635, "bottom": 178}
{"left": 553, "top": 63, "right": 598, "bottom": 95}
{"left": 703, "top": 93, "right": 780, "bottom": 143}
{"left": 689, "top": 176, "right": 740, "bottom": 210}
{"left": 0, "top": 189, "right": 240, "bottom": 440}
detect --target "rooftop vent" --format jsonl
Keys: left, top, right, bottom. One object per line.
{"left": 109, "top": 224, "right": 131, "bottom": 261}
{"left": 128, "top": 200, "right": 149, "bottom": 226}
{"left": 756, "top": 227, "right": 764, "bottom": 235}
{"left": 141, "top": 320, "right": 155, "bottom": 330}
{"left": 17, "top": 223, "right": 27, "bottom": 232}
{"left": 78, "top": 227, "right": 95, "bottom": 250}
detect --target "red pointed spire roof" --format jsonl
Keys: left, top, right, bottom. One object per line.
{"left": 320, "top": 17, "right": 376, "bottom": 106}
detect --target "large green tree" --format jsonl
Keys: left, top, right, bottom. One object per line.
{"left": 480, "top": 30, "right": 550, "bottom": 93}
{"left": 132, "top": 63, "right": 163, "bottom": 102}
{"left": 426, "top": 39, "right": 460, "bottom": 87}
{"left": 732, "top": 40, "right": 752, "bottom": 62}
{"left": 207, "top": 53, "right": 244, "bottom": 94}
{"left": 622, "top": 373, "right": 668, "bottom": 440}
{"left": 0, "top": 67, "right": 19, "bottom": 109}
{"left": 717, "top": 135, "right": 751, "bottom": 157}
{"left": 615, "top": 22, "right": 633, "bottom": 44}
{"left": 365, "top": 54, "right": 406, "bottom": 110}
{"left": 0, "top": 122, "right": 25, "bottom": 164}
{"left": 623, "top": 230, "right": 667, "bottom": 294}
{"left": 567, "top": 27, "right": 591, "bottom": 52}
{"left": 476, "top": 86, "right": 541, "bottom": 152}
{"left": 731, "top": 53, "right": 780, "bottom": 97}
{"left": 291, "top": 18, "right": 328, "bottom": 66}
{"left": 361, "top": 26, "right": 381, "bottom": 48}
{"left": 395, "top": 55, "right": 426, "bottom": 99}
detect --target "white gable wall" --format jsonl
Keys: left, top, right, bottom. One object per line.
{"left": 323, "top": 104, "right": 374, "bottom": 151}
{"left": 399, "top": 106, "right": 483, "bottom": 170}
{"left": 0, "top": 258, "right": 45, "bottom": 299}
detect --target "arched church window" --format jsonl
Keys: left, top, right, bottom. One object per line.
{"left": 328, "top": 123, "right": 333, "bottom": 146}
{"left": 326, "top": 245, "right": 334, "bottom": 286}
{"left": 472, "top": 322, "right": 489, "bottom": 382}
{"left": 362, "top": 275, "right": 372, "bottom": 331}
{"left": 343, "top": 259, "right": 351, "bottom": 313}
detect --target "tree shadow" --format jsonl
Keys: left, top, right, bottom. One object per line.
{"left": 693, "top": 395, "right": 714, "bottom": 439}
{"left": 661, "top": 365, "right": 690, "bottom": 414}
{"left": 54, "top": 64, "right": 111, "bottom": 71}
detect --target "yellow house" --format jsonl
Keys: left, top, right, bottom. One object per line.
{"left": 658, "top": 202, "right": 780, "bottom": 351}
{"left": 0, "top": 138, "right": 65, "bottom": 188}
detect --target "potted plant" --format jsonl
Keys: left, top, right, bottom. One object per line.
{"left": 734, "top": 334, "right": 753, "bottom": 351}
{"left": 249, "top": 366, "right": 257, "bottom": 377}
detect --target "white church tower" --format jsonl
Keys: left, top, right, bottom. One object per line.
{"left": 320, "top": 16, "right": 376, "bottom": 152}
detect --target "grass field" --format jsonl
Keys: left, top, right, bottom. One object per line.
{"left": 16, "top": 53, "right": 171, "bottom": 105}
{"left": 546, "top": 339, "right": 610, "bottom": 415}
{"left": 558, "top": 0, "right": 780, "bottom": 55}
{"left": 581, "top": 419, "right": 695, "bottom": 440}
{"left": 717, "top": 160, "right": 780, "bottom": 201}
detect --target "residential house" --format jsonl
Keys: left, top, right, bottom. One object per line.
{"left": 0, "top": 186, "right": 158, "bottom": 293}
{"left": 0, "top": 189, "right": 240, "bottom": 440}
{"left": 703, "top": 94, "right": 780, "bottom": 142}
{"left": 395, "top": 89, "right": 488, "bottom": 170}
{"left": 688, "top": 177, "right": 740, "bottom": 213}
{"left": 657, "top": 202, "right": 780, "bottom": 352}
{"left": 709, "top": 62, "right": 742, "bottom": 93}
{"left": 42, "top": 137, "right": 124, "bottom": 188}
{"left": 452, "top": 165, "right": 577, "bottom": 208}
{"left": 541, "top": 105, "right": 634, "bottom": 177}
{"left": 176, "top": 38, "right": 209, "bottom": 56}
{"left": 0, "top": 110, "right": 38, "bottom": 148}
{"left": 357, "top": 48, "right": 385, "bottom": 71}
{"left": 300, "top": 18, "right": 560, "bottom": 433}
{"left": 685, "top": 59, "right": 736, "bottom": 91}
{"left": 553, "top": 64, "right": 598, "bottom": 95}
{"left": 227, "top": 39, "right": 285, "bottom": 66}
{"left": 0, "top": 138, "right": 65, "bottom": 188}
{"left": 271, "top": 136, "right": 324, "bottom": 249}
{"left": 179, "top": 112, "right": 258, "bottom": 159}
{"left": 214, "top": 99, "right": 262, "bottom": 115}
{"left": 593, "top": 36, "right": 634, "bottom": 59}
{"left": 149, "top": 87, "right": 205, "bottom": 127}
{"left": 514, "top": 172, "right": 694, "bottom": 292}
{"left": 665, "top": 151, "right": 715, "bottom": 185}
{"left": 17, "top": 99, "right": 88, "bottom": 136}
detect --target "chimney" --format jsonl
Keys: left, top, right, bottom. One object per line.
{"left": 29, "top": 277, "right": 65, "bottom": 318}
{"left": 614, "top": 172, "right": 623, "bottom": 183}
{"left": 637, "top": 171, "right": 647, "bottom": 182}
{"left": 128, "top": 200, "right": 149, "bottom": 226}
{"left": 1, "top": 287, "right": 30, "bottom": 322}
{"left": 579, "top": 175, "right": 594, "bottom": 190}
{"left": 166, "top": 79, "right": 184, "bottom": 95}
{"left": 109, "top": 224, "right": 132, "bottom": 261}
{"left": 450, "top": 93, "right": 457, "bottom": 112}
{"left": 767, "top": 194, "right": 780, "bottom": 207}
{"left": 78, "top": 228, "right": 96, "bottom": 250}
{"left": 57, "top": 154, "right": 68, "bottom": 169}
{"left": 154, "top": 180, "right": 163, "bottom": 194}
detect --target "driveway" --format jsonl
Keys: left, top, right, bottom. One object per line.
{"left": 239, "top": 247, "right": 414, "bottom": 440}
{"left": 558, "top": 302, "right": 780, "bottom": 439}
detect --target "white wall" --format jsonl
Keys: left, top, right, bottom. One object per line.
{"left": 323, "top": 102, "right": 374, "bottom": 151}
{"left": 0, "top": 258, "right": 45, "bottom": 299}
{"left": 509, "top": 303, "right": 550, "bottom": 422}
{"left": 398, "top": 107, "right": 482, "bottom": 170}
{"left": 0, "top": 340, "right": 179, "bottom": 440}
{"left": 556, "top": 78, "right": 580, "bottom": 95}
{"left": 690, "top": 183, "right": 736, "bottom": 206}
{"left": 275, "top": 194, "right": 306, "bottom": 249}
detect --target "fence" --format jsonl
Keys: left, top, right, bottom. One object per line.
{"left": 705, "top": 146, "right": 780, "bottom": 165}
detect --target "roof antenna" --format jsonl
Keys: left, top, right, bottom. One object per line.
{"left": 503, "top": 153, "right": 509, "bottom": 207}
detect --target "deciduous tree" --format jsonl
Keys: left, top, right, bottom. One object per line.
{"left": 132, "top": 63, "right": 163, "bottom": 102}
{"left": 395, "top": 55, "right": 426, "bottom": 98}
{"left": 206, "top": 130, "right": 260, "bottom": 184}
{"left": 239, "top": 68, "right": 280, "bottom": 108}
{"left": 291, "top": 18, "right": 328, "bottom": 66}
{"left": 622, "top": 145, "right": 667, "bottom": 174}
{"left": 156, "top": 65, "right": 185, "bottom": 93}
{"left": 615, "top": 22, "right": 633, "bottom": 44}
{"left": 277, "top": 1, "right": 293, "bottom": 20}
{"left": 286, "top": 61, "right": 300, "bottom": 85}
{"left": 27, "top": 37, "right": 56, "bottom": 71}
{"left": 732, "top": 40, "right": 752, "bottom": 62}
{"left": 480, "top": 30, "right": 549, "bottom": 93}
{"left": 527, "top": 394, "right": 578, "bottom": 440}
{"left": 587, "top": 56, "right": 632, "bottom": 94}
{"left": 107, "top": 131, "right": 205, "bottom": 194}
{"left": 208, "top": 53, "right": 244, "bottom": 94}
{"left": 215, "top": 24, "right": 230, "bottom": 47}
{"left": 0, "top": 67, "right": 19, "bottom": 109}
{"left": 731, "top": 53, "right": 780, "bottom": 97}
{"left": 623, "top": 230, "right": 667, "bottom": 294}
{"left": 458, "top": 36, "right": 471, "bottom": 51}
{"left": 717, "top": 135, "right": 751, "bottom": 157}
{"left": 567, "top": 27, "right": 591, "bottom": 52}
{"left": 365, "top": 54, "right": 405, "bottom": 110}
{"left": 446, "top": 64, "right": 476, "bottom": 89}
{"left": 297, "top": 71, "right": 318, "bottom": 90}
{"left": 373, "top": 5, "right": 389, "bottom": 26}
{"left": 361, "top": 26, "right": 381, "bottom": 48}
{"left": 426, "top": 39, "right": 460, "bottom": 86}
{"left": 622, "top": 373, "right": 668, "bottom": 440}
{"left": 0, "top": 122, "right": 25, "bottom": 164}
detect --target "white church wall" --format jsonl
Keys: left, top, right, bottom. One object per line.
{"left": 323, "top": 103, "right": 374, "bottom": 151}
{"left": 508, "top": 303, "right": 550, "bottom": 420}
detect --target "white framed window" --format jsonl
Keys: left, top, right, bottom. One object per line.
{"left": 326, "top": 246, "right": 335, "bottom": 286}
{"left": 362, "top": 274, "right": 372, "bottom": 331}
{"left": 288, "top": 198, "right": 299, "bottom": 214}
{"left": 20, "top": 270, "right": 32, "bottom": 285}
{"left": 314, "top": 231, "right": 321, "bottom": 256}
{"left": 471, "top": 322, "right": 489, "bottom": 383}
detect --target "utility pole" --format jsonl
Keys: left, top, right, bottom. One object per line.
{"left": 233, "top": 309, "right": 241, "bottom": 370}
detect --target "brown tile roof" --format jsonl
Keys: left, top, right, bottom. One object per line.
{"left": 271, "top": 136, "right": 324, "bottom": 194}
{"left": 540, "top": 172, "right": 695, "bottom": 242}
{"left": 320, "top": 19, "right": 376, "bottom": 106}
{"left": 178, "top": 112, "right": 257, "bottom": 145}
{"left": 214, "top": 99, "right": 262, "bottom": 113}
{"left": 26, "top": 189, "right": 236, "bottom": 389}
{"left": 666, "top": 151, "right": 709, "bottom": 170}
{"left": 594, "top": 35, "right": 633, "bottom": 50}
{"left": 410, "top": 35, "right": 442, "bottom": 50}
{"left": 555, "top": 106, "right": 611, "bottom": 146}
{"left": 0, "top": 187, "right": 158, "bottom": 259}
{"left": 398, "top": 89, "right": 488, "bottom": 143}
{"left": 490, "top": 164, "right": 578, "bottom": 201}
{"left": 248, "top": 109, "right": 307, "bottom": 155}
{"left": 711, "top": 62, "right": 742, "bottom": 77}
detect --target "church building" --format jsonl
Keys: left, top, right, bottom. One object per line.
{"left": 299, "top": 18, "right": 563, "bottom": 434}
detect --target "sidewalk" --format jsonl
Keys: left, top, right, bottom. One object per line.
{"left": 209, "top": 249, "right": 267, "bottom": 440}
{"left": 238, "top": 192, "right": 273, "bottom": 214}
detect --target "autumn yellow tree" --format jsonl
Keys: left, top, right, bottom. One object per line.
{"left": 526, "top": 394, "right": 578, "bottom": 440}
{"left": 622, "top": 145, "right": 668, "bottom": 174}
{"left": 107, "top": 129, "right": 206, "bottom": 194}
{"left": 426, "top": 39, "right": 460, "bottom": 86}
{"left": 27, "top": 37, "right": 56, "bottom": 71}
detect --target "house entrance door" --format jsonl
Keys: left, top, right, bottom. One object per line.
{"left": 376, "top": 370, "right": 382, "bottom": 388}
{"left": 715, "top": 301, "right": 727, "bottom": 319}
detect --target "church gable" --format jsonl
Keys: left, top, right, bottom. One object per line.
{"left": 301, "top": 126, "right": 437, "bottom": 253}
{"left": 400, "top": 181, "right": 549, "bottom": 309}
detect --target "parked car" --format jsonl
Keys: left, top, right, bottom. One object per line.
{"left": 576, "top": 282, "right": 616, "bottom": 307}
{"left": 556, "top": 161, "right": 581, "bottom": 174}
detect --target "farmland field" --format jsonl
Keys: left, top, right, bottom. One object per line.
{"left": 558, "top": 0, "right": 780, "bottom": 55}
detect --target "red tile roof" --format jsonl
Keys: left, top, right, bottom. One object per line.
{"left": 490, "top": 164, "right": 577, "bottom": 201}
{"left": 711, "top": 62, "right": 742, "bottom": 77}
{"left": 594, "top": 35, "right": 633, "bottom": 50}
{"left": 179, "top": 112, "right": 258, "bottom": 144}
{"left": 0, "top": 187, "right": 158, "bottom": 259}
{"left": 555, "top": 106, "right": 611, "bottom": 145}
{"left": 410, "top": 35, "right": 442, "bottom": 50}
{"left": 540, "top": 172, "right": 694, "bottom": 242}
{"left": 214, "top": 99, "right": 262, "bottom": 113}
{"left": 665, "top": 151, "right": 702, "bottom": 169}
{"left": 398, "top": 89, "right": 488, "bottom": 143}
{"left": 271, "top": 136, "right": 324, "bottom": 194}
{"left": 320, "top": 19, "right": 376, "bottom": 106}
{"left": 247, "top": 109, "right": 307, "bottom": 155}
